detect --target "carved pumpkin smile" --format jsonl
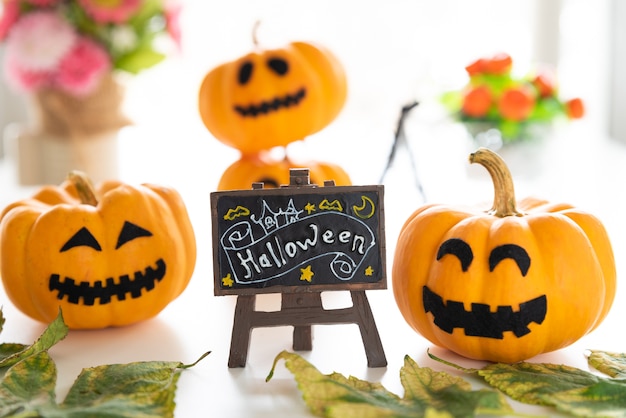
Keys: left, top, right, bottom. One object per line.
{"left": 423, "top": 286, "right": 546, "bottom": 339}
{"left": 234, "top": 87, "right": 306, "bottom": 117}
{"left": 423, "top": 238, "right": 547, "bottom": 339}
{"left": 48, "top": 221, "right": 167, "bottom": 306}
{"left": 49, "top": 258, "right": 166, "bottom": 306}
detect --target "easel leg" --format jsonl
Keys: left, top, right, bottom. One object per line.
{"left": 282, "top": 293, "right": 322, "bottom": 351}
{"left": 351, "top": 291, "right": 387, "bottom": 367}
{"left": 228, "top": 295, "right": 256, "bottom": 368}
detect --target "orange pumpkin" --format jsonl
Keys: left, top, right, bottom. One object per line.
{"left": 198, "top": 40, "right": 347, "bottom": 154}
{"left": 217, "top": 152, "right": 351, "bottom": 190}
{"left": 392, "top": 148, "right": 616, "bottom": 363}
{"left": 0, "top": 172, "right": 197, "bottom": 329}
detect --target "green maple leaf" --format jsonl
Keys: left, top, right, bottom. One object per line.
{"left": 267, "top": 350, "right": 404, "bottom": 417}
{"left": 429, "top": 349, "right": 626, "bottom": 417}
{"left": 0, "top": 351, "right": 57, "bottom": 417}
{"left": 398, "top": 354, "right": 512, "bottom": 417}
{"left": 0, "top": 310, "right": 68, "bottom": 371}
{"left": 0, "top": 309, "right": 209, "bottom": 418}
{"left": 267, "top": 351, "right": 513, "bottom": 417}
{"left": 0, "top": 350, "right": 204, "bottom": 418}
{"left": 588, "top": 350, "right": 626, "bottom": 379}
{"left": 0, "top": 343, "right": 27, "bottom": 366}
{"left": 548, "top": 380, "right": 626, "bottom": 417}
{"left": 476, "top": 362, "right": 603, "bottom": 406}
{"left": 57, "top": 355, "right": 209, "bottom": 418}
{"left": 0, "top": 309, "right": 27, "bottom": 368}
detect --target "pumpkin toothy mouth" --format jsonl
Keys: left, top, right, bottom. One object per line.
{"left": 423, "top": 285, "right": 547, "bottom": 339}
{"left": 234, "top": 88, "right": 306, "bottom": 117}
{"left": 48, "top": 258, "right": 166, "bottom": 306}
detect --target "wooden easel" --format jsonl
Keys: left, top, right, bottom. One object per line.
{"left": 228, "top": 289, "right": 387, "bottom": 368}
{"left": 226, "top": 170, "right": 387, "bottom": 368}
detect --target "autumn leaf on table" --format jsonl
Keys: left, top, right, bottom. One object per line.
{"left": 267, "top": 350, "right": 513, "bottom": 418}
{"left": 475, "top": 362, "right": 601, "bottom": 406}
{"left": 587, "top": 350, "right": 626, "bottom": 379}
{"left": 429, "top": 349, "right": 626, "bottom": 418}
{"left": 0, "top": 351, "right": 208, "bottom": 418}
{"left": 547, "top": 379, "right": 626, "bottom": 418}
{"left": 0, "top": 309, "right": 68, "bottom": 370}
{"left": 0, "top": 351, "right": 58, "bottom": 416}
{"left": 0, "top": 309, "right": 25, "bottom": 365}
{"left": 0, "top": 309, "right": 210, "bottom": 418}
{"left": 57, "top": 354, "right": 209, "bottom": 417}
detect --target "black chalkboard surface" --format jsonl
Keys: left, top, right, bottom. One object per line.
{"left": 211, "top": 184, "right": 386, "bottom": 296}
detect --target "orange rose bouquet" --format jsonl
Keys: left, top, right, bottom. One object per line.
{"left": 441, "top": 53, "right": 584, "bottom": 142}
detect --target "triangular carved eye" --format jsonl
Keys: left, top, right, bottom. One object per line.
{"left": 61, "top": 227, "right": 102, "bottom": 252}
{"left": 116, "top": 221, "right": 153, "bottom": 249}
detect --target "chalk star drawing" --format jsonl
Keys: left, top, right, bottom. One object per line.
{"left": 365, "top": 266, "right": 374, "bottom": 276}
{"left": 304, "top": 202, "right": 316, "bottom": 215}
{"left": 222, "top": 273, "right": 234, "bottom": 287}
{"left": 300, "top": 265, "right": 314, "bottom": 282}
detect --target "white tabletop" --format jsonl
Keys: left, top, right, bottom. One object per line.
{"left": 1, "top": 117, "right": 625, "bottom": 417}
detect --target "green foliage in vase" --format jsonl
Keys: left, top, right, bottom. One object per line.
{"left": 441, "top": 53, "right": 585, "bottom": 142}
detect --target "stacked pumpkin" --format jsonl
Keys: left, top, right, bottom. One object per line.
{"left": 198, "top": 33, "right": 351, "bottom": 189}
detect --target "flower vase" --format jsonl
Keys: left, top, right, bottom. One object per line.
{"left": 12, "top": 74, "right": 131, "bottom": 185}
{"left": 464, "top": 122, "right": 552, "bottom": 179}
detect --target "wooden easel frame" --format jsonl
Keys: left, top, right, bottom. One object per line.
{"left": 228, "top": 289, "right": 387, "bottom": 367}
{"left": 213, "top": 169, "right": 387, "bottom": 368}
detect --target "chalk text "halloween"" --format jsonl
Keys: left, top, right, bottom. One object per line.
{"left": 236, "top": 223, "right": 366, "bottom": 279}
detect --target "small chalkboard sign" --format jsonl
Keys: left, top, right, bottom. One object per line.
{"left": 212, "top": 185, "right": 385, "bottom": 295}
{"left": 210, "top": 169, "right": 387, "bottom": 367}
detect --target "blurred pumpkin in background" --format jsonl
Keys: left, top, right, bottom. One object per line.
{"left": 198, "top": 38, "right": 347, "bottom": 155}
{"left": 218, "top": 152, "right": 351, "bottom": 190}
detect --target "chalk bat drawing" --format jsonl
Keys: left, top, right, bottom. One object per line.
{"left": 223, "top": 205, "right": 250, "bottom": 221}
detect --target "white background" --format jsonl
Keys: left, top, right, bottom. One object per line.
{"left": 1, "top": 1, "right": 626, "bottom": 417}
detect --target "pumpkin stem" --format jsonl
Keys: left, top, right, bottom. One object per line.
{"left": 252, "top": 20, "right": 261, "bottom": 47}
{"left": 67, "top": 170, "right": 98, "bottom": 206}
{"left": 469, "top": 148, "right": 523, "bottom": 217}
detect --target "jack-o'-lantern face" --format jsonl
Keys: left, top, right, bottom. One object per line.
{"left": 49, "top": 221, "right": 164, "bottom": 306}
{"left": 198, "top": 41, "right": 347, "bottom": 154}
{"left": 0, "top": 178, "right": 197, "bottom": 329}
{"left": 233, "top": 56, "right": 304, "bottom": 118}
{"left": 423, "top": 238, "right": 546, "bottom": 340}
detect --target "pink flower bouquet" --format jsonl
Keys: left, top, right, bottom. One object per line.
{"left": 0, "top": 0, "right": 181, "bottom": 97}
